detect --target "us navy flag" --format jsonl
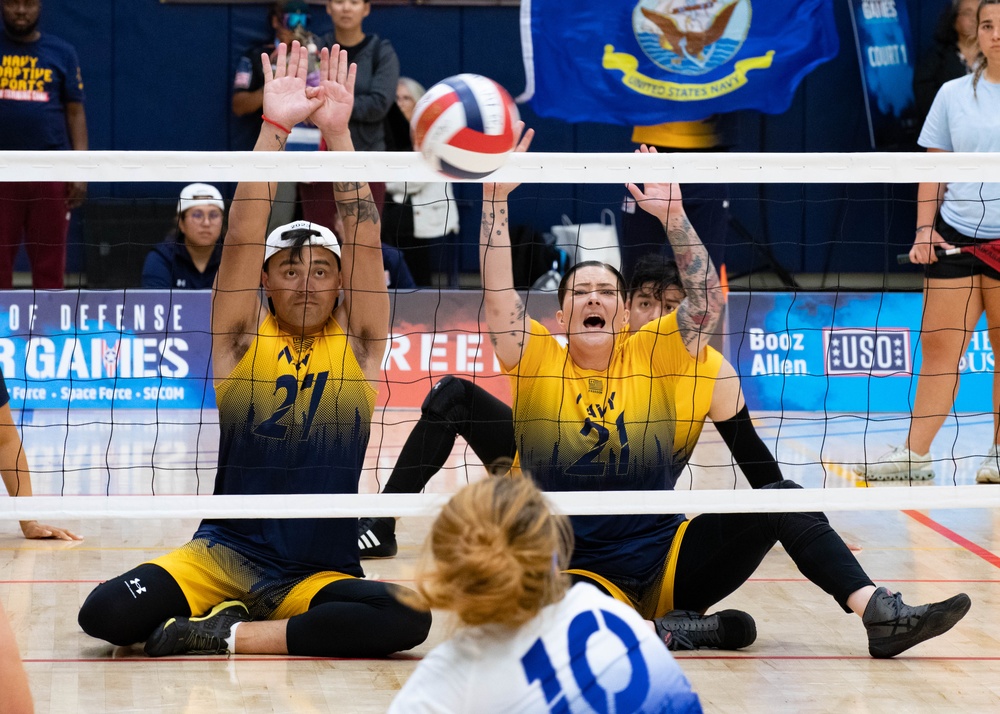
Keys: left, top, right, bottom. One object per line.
{"left": 519, "top": 0, "right": 839, "bottom": 124}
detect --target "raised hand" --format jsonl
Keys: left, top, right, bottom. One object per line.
{"left": 482, "top": 122, "right": 534, "bottom": 202}
{"left": 261, "top": 41, "right": 322, "bottom": 132}
{"left": 309, "top": 45, "right": 356, "bottom": 139}
{"left": 626, "top": 145, "right": 686, "bottom": 224}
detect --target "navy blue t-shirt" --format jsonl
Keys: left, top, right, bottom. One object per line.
{"left": 0, "top": 33, "right": 84, "bottom": 150}
{"left": 0, "top": 369, "right": 8, "bottom": 409}
{"left": 141, "top": 239, "right": 222, "bottom": 290}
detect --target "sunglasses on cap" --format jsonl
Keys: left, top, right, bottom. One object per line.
{"left": 283, "top": 11, "right": 308, "bottom": 29}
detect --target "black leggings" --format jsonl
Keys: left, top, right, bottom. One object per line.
{"left": 672, "top": 481, "right": 873, "bottom": 614}
{"left": 381, "top": 375, "right": 516, "bottom": 494}
{"left": 572, "top": 482, "right": 873, "bottom": 615}
{"left": 78, "top": 563, "right": 430, "bottom": 657}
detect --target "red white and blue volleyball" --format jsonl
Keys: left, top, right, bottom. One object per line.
{"left": 410, "top": 74, "right": 520, "bottom": 180}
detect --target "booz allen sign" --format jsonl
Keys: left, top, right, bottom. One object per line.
{"left": 727, "top": 292, "right": 991, "bottom": 413}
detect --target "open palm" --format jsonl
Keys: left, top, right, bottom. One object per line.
{"left": 310, "top": 45, "right": 356, "bottom": 137}
{"left": 261, "top": 41, "right": 320, "bottom": 130}
{"left": 627, "top": 146, "right": 685, "bottom": 224}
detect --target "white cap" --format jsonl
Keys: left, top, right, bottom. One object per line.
{"left": 177, "top": 183, "right": 224, "bottom": 215}
{"left": 264, "top": 220, "right": 342, "bottom": 265}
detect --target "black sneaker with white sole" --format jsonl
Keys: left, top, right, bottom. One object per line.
{"left": 654, "top": 609, "right": 757, "bottom": 651}
{"left": 358, "top": 516, "right": 398, "bottom": 559}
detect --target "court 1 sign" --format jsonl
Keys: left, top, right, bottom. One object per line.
{"left": 725, "top": 291, "right": 993, "bottom": 413}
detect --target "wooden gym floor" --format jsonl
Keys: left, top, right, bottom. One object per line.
{"left": 2, "top": 406, "right": 998, "bottom": 713}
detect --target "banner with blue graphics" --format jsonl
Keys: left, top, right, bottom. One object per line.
{"left": 0, "top": 291, "right": 214, "bottom": 410}
{"left": 726, "top": 292, "right": 993, "bottom": 413}
{"left": 519, "top": 0, "right": 839, "bottom": 125}
{"left": 847, "top": 0, "right": 918, "bottom": 148}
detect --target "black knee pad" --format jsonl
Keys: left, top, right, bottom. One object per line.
{"left": 421, "top": 375, "right": 474, "bottom": 422}
{"left": 78, "top": 563, "right": 188, "bottom": 646}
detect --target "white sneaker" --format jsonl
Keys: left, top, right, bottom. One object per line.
{"left": 975, "top": 445, "right": 1000, "bottom": 484}
{"left": 854, "top": 445, "right": 934, "bottom": 481}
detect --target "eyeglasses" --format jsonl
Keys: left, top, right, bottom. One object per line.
{"left": 283, "top": 12, "right": 308, "bottom": 29}
{"left": 188, "top": 209, "right": 223, "bottom": 223}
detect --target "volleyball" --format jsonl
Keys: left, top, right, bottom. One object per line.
{"left": 410, "top": 74, "right": 520, "bottom": 179}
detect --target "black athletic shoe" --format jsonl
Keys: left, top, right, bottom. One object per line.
{"left": 654, "top": 609, "right": 757, "bottom": 651}
{"left": 357, "top": 516, "right": 397, "bottom": 559}
{"left": 144, "top": 600, "right": 250, "bottom": 657}
{"left": 864, "top": 587, "right": 971, "bottom": 658}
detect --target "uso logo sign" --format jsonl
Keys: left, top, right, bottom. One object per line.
{"left": 823, "top": 328, "right": 910, "bottom": 376}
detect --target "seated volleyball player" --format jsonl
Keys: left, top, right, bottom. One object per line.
{"left": 388, "top": 475, "right": 702, "bottom": 714}
{"left": 358, "top": 254, "right": 783, "bottom": 559}
{"left": 477, "top": 136, "right": 971, "bottom": 657}
{"left": 77, "top": 42, "right": 431, "bottom": 658}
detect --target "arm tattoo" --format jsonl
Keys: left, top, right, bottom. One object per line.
{"left": 337, "top": 194, "right": 381, "bottom": 226}
{"left": 667, "top": 216, "right": 724, "bottom": 350}
{"left": 480, "top": 206, "right": 509, "bottom": 240}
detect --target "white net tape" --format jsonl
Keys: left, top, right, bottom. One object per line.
{"left": 3, "top": 486, "right": 999, "bottom": 521}
{"left": 1, "top": 149, "right": 999, "bottom": 183}
{"left": 4, "top": 149, "right": 997, "bottom": 520}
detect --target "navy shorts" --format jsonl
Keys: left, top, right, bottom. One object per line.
{"left": 925, "top": 218, "right": 1000, "bottom": 281}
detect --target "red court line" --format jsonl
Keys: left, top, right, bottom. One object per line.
{"left": 675, "top": 655, "right": 1000, "bottom": 662}
{"left": 904, "top": 509, "right": 1000, "bottom": 569}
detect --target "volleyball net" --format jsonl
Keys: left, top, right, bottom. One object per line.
{"left": 2, "top": 149, "right": 999, "bottom": 521}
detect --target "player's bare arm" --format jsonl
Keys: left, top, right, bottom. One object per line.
{"left": 627, "top": 145, "right": 723, "bottom": 357}
{"left": 479, "top": 126, "right": 534, "bottom": 369}
{"left": 212, "top": 41, "right": 321, "bottom": 381}
{"left": 313, "top": 46, "right": 389, "bottom": 385}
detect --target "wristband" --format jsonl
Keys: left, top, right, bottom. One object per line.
{"left": 262, "top": 115, "right": 292, "bottom": 135}
{"left": 915, "top": 225, "right": 933, "bottom": 233}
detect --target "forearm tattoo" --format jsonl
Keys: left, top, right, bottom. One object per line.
{"left": 336, "top": 182, "right": 380, "bottom": 226}
{"left": 667, "top": 216, "right": 724, "bottom": 349}
{"left": 481, "top": 205, "right": 508, "bottom": 239}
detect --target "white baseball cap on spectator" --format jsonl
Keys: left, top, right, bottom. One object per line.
{"left": 177, "top": 183, "right": 224, "bottom": 215}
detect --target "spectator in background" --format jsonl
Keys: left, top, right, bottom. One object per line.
{"left": 299, "top": 0, "right": 399, "bottom": 228}
{"left": 141, "top": 184, "right": 225, "bottom": 290}
{"left": 232, "top": 0, "right": 320, "bottom": 230}
{"left": 384, "top": 77, "right": 459, "bottom": 287}
{"left": 914, "top": 0, "right": 979, "bottom": 132}
{"left": 856, "top": 0, "right": 1000, "bottom": 484}
{"left": 1, "top": 366, "right": 81, "bottom": 540}
{"left": 0, "top": 0, "right": 87, "bottom": 289}
{"left": 619, "top": 117, "right": 732, "bottom": 284}
{"left": 330, "top": 207, "right": 415, "bottom": 289}
{"left": 382, "top": 243, "right": 416, "bottom": 289}
{"left": 388, "top": 476, "right": 703, "bottom": 714}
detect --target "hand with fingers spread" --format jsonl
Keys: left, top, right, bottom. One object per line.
{"left": 309, "top": 45, "right": 357, "bottom": 141}
{"left": 261, "top": 41, "right": 322, "bottom": 133}
{"left": 626, "top": 145, "right": 686, "bottom": 225}
{"left": 482, "top": 123, "right": 535, "bottom": 202}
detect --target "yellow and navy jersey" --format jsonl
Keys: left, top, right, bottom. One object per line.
{"left": 507, "top": 314, "right": 701, "bottom": 583}
{"left": 196, "top": 314, "right": 376, "bottom": 577}
{"left": 672, "top": 340, "right": 724, "bottom": 472}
